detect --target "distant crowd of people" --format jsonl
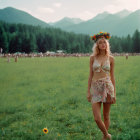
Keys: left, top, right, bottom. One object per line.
{"left": 1, "top": 52, "right": 140, "bottom": 58}
{"left": 0, "top": 47, "right": 140, "bottom": 63}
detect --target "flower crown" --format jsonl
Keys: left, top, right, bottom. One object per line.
{"left": 91, "top": 31, "right": 111, "bottom": 42}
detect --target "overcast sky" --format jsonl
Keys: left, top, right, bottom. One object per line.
{"left": 0, "top": 0, "right": 139, "bottom": 23}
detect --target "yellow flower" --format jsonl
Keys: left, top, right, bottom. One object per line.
{"left": 58, "top": 133, "right": 61, "bottom": 136}
{"left": 43, "top": 128, "right": 48, "bottom": 134}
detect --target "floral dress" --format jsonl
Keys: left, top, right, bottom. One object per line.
{"left": 90, "top": 76, "right": 115, "bottom": 104}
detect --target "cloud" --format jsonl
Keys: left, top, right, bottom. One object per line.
{"left": 53, "top": 3, "right": 62, "bottom": 8}
{"left": 101, "top": 4, "right": 123, "bottom": 14}
{"left": 76, "top": 10, "right": 95, "bottom": 20}
{"left": 18, "top": 7, "right": 32, "bottom": 15}
{"left": 37, "top": 6, "right": 54, "bottom": 14}
{"left": 84, "top": 11, "right": 93, "bottom": 17}
{"left": 105, "top": 0, "right": 140, "bottom": 12}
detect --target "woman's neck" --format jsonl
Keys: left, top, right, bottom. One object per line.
{"left": 99, "top": 50, "right": 106, "bottom": 56}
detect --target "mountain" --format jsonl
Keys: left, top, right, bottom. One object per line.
{"left": 112, "top": 9, "right": 140, "bottom": 36}
{"left": 87, "top": 11, "right": 111, "bottom": 22}
{"left": 49, "top": 17, "right": 83, "bottom": 28}
{"left": 0, "top": 7, "right": 139, "bottom": 37}
{"left": 51, "top": 9, "right": 140, "bottom": 37}
{"left": 0, "top": 7, "right": 49, "bottom": 27}
{"left": 114, "top": 9, "right": 132, "bottom": 18}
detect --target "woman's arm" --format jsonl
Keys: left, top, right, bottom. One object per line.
{"left": 87, "top": 56, "right": 94, "bottom": 94}
{"left": 110, "top": 56, "right": 116, "bottom": 97}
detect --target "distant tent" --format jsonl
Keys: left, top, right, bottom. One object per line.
{"left": 46, "top": 51, "right": 55, "bottom": 54}
{"left": 14, "top": 52, "right": 22, "bottom": 55}
{"left": 56, "top": 50, "right": 63, "bottom": 53}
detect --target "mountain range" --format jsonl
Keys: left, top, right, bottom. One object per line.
{"left": 50, "top": 9, "right": 139, "bottom": 37}
{"left": 0, "top": 7, "right": 140, "bottom": 37}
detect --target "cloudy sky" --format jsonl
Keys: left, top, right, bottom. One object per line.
{"left": 0, "top": 0, "right": 139, "bottom": 23}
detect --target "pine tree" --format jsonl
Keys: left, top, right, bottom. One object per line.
{"left": 132, "top": 29, "right": 140, "bottom": 53}
{"left": 0, "top": 24, "right": 8, "bottom": 53}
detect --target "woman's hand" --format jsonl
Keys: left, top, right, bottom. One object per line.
{"left": 111, "top": 96, "right": 116, "bottom": 104}
{"left": 87, "top": 92, "right": 92, "bottom": 102}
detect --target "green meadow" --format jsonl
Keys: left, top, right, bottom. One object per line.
{"left": 0, "top": 56, "right": 140, "bottom": 140}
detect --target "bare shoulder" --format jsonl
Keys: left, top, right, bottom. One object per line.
{"left": 90, "top": 55, "right": 95, "bottom": 62}
{"left": 109, "top": 55, "right": 115, "bottom": 63}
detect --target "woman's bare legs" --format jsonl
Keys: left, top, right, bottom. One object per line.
{"left": 92, "top": 102, "right": 109, "bottom": 138}
{"left": 102, "top": 103, "right": 112, "bottom": 139}
{"left": 103, "top": 103, "right": 111, "bottom": 131}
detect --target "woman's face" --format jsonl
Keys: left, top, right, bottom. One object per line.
{"left": 97, "top": 38, "right": 107, "bottom": 50}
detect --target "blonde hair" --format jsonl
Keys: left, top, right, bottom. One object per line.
{"left": 91, "top": 38, "right": 111, "bottom": 57}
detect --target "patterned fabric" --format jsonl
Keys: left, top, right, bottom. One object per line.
{"left": 93, "top": 56, "right": 110, "bottom": 74}
{"left": 90, "top": 76, "right": 114, "bottom": 104}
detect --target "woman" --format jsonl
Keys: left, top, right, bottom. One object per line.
{"left": 87, "top": 32, "right": 116, "bottom": 140}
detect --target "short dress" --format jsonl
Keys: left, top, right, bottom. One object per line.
{"left": 90, "top": 56, "right": 115, "bottom": 104}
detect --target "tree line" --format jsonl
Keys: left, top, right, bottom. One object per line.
{"left": 0, "top": 21, "right": 140, "bottom": 53}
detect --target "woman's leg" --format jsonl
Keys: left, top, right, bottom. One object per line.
{"left": 103, "top": 103, "right": 111, "bottom": 131}
{"left": 92, "top": 102, "right": 109, "bottom": 137}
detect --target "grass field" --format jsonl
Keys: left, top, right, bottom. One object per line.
{"left": 0, "top": 56, "right": 140, "bottom": 140}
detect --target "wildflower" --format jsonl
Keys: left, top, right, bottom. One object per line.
{"left": 43, "top": 128, "right": 48, "bottom": 134}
